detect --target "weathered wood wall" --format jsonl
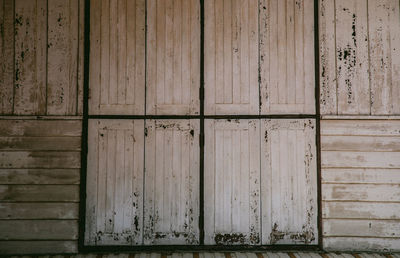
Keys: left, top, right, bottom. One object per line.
{"left": 0, "top": 0, "right": 83, "bottom": 254}
{"left": 0, "top": 118, "right": 81, "bottom": 254}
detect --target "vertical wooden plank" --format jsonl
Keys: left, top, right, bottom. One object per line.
{"left": 14, "top": 0, "right": 47, "bottom": 115}
{"left": 85, "top": 119, "right": 144, "bottom": 245}
{"left": 47, "top": 0, "right": 79, "bottom": 115}
{"left": 319, "top": 0, "right": 338, "bottom": 114}
{"left": 77, "top": 0, "right": 85, "bottom": 115}
{"left": 205, "top": 0, "right": 259, "bottom": 115}
{"left": 260, "top": 0, "right": 315, "bottom": 114}
{"left": 261, "top": 119, "right": 318, "bottom": 245}
{"left": 0, "top": 0, "right": 14, "bottom": 114}
{"left": 144, "top": 120, "right": 199, "bottom": 245}
{"left": 389, "top": 0, "right": 400, "bottom": 114}
{"left": 89, "top": 0, "right": 101, "bottom": 115}
{"left": 90, "top": 0, "right": 145, "bottom": 115}
{"left": 336, "top": 0, "right": 369, "bottom": 115}
{"left": 147, "top": 0, "right": 199, "bottom": 115}
{"left": 204, "top": 119, "right": 261, "bottom": 245}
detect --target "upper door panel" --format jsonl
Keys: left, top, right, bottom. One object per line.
{"left": 260, "top": 0, "right": 315, "bottom": 114}
{"left": 89, "top": 0, "right": 146, "bottom": 115}
{"left": 204, "top": 0, "right": 259, "bottom": 115}
{"left": 146, "top": 0, "right": 200, "bottom": 115}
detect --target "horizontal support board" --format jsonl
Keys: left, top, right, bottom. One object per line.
{"left": 0, "top": 203, "right": 79, "bottom": 219}
{"left": 322, "top": 168, "right": 400, "bottom": 184}
{"left": 323, "top": 237, "right": 400, "bottom": 252}
{"left": 322, "top": 202, "right": 400, "bottom": 220}
{"left": 323, "top": 219, "right": 400, "bottom": 238}
{"left": 322, "top": 184, "right": 400, "bottom": 202}
{"left": 0, "top": 240, "right": 77, "bottom": 255}
{"left": 0, "top": 137, "right": 81, "bottom": 151}
{"left": 0, "top": 185, "right": 79, "bottom": 202}
{"left": 0, "top": 220, "right": 78, "bottom": 240}
{"left": 0, "top": 169, "right": 80, "bottom": 184}
{"left": 0, "top": 151, "right": 81, "bottom": 169}
{"left": 0, "top": 120, "right": 82, "bottom": 137}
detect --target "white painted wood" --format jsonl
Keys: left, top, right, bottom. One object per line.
{"left": 322, "top": 168, "right": 400, "bottom": 184}
{"left": 0, "top": 0, "right": 14, "bottom": 114}
{"left": 322, "top": 184, "right": 400, "bottom": 202}
{"left": 89, "top": 0, "right": 145, "bottom": 115}
{"left": 13, "top": 0, "right": 47, "bottom": 115}
{"left": 146, "top": 0, "right": 200, "bottom": 115}
{"left": 323, "top": 219, "right": 400, "bottom": 238}
{"left": 319, "top": 0, "right": 400, "bottom": 116}
{"left": 260, "top": 0, "right": 315, "bottom": 114}
{"left": 323, "top": 237, "right": 400, "bottom": 252}
{"left": 204, "top": 0, "right": 259, "bottom": 115}
{"left": 204, "top": 119, "right": 261, "bottom": 245}
{"left": 261, "top": 119, "right": 318, "bottom": 245}
{"left": 144, "top": 120, "right": 199, "bottom": 245}
{"left": 47, "top": 0, "right": 79, "bottom": 115}
{"left": 323, "top": 202, "right": 400, "bottom": 220}
{"left": 86, "top": 119, "right": 144, "bottom": 245}
{"left": 321, "top": 120, "right": 400, "bottom": 136}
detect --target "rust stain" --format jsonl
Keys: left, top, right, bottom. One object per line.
{"left": 287, "top": 253, "right": 296, "bottom": 258}
{"left": 224, "top": 253, "right": 232, "bottom": 258}
{"left": 319, "top": 253, "right": 330, "bottom": 258}
{"left": 256, "top": 253, "right": 264, "bottom": 258}
{"left": 352, "top": 254, "right": 362, "bottom": 258}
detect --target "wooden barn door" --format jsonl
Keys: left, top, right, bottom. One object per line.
{"left": 85, "top": 0, "right": 318, "bottom": 247}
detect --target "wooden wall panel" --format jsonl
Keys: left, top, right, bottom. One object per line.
{"left": 89, "top": 0, "right": 145, "bottom": 115}
{"left": 204, "top": 0, "right": 259, "bottom": 115}
{"left": 0, "top": 0, "right": 14, "bottom": 114}
{"left": 204, "top": 119, "right": 261, "bottom": 245}
{"left": 320, "top": 0, "right": 400, "bottom": 115}
{"left": 13, "top": 0, "right": 47, "bottom": 115}
{"left": 260, "top": 0, "right": 315, "bottom": 114}
{"left": 0, "top": 119, "right": 81, "bottom": 254}
{"left": 47, "top": 0, "right": 79, "bottom": 115}
{"left": 146, "top": 0, "right": 200, "bottom": 115}
{"left": 86, "top": 119, "right": 144, "bottom": 245}
{"left": 144, "top": 120, "right": 199, "bottom": 245}
{"left": 0, "top": 0, "right": 83, "bottom": 116}
{"left": 261, "top": 119, "right": 318, "bottom": 245}
{"left": 321, "top": 119, "right": 400, "bottom": 252}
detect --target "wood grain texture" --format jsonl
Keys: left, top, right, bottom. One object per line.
{"left": 0, "top": 240, "right": 77, "bottom": 255}
{"left": 144, "top": 120, "right": 199, "bottom": 245}
{"left": 204, "top": 0, "right": 259, "bottom": 115}
{"left": 319, "top": 0, "right": 400, "bottom": 115}
{"left": 0, "top": 0, "right": 15, "bottom": 114}
{"left": 47, "top": 0, "right": 79, "bottom": 115}
{"left": 321, "top": 119, "right": 400, "bottom": 251}
{"left": 13, "top": 0, "right": 47, "bottom": 115}
{"left": 0, "top": 185, "right": 79, "bottom": 202}
{"left": 204, "top": 119, "right": 260, "bottom": 245}
{"left": 89, "top": 0, "right": 145, "bottom": 115}
{"left": 86, "top": 119, "right": 144, "bottom": 245}
{"left": 260, "top": 0, "right": 315, "bottom": 114}
{"left": 0, "top": 119, "right": 82, "bottom": 136}
{"left": 146, "top": 0, "right": 200, "bottom": 115}
{"left": 261, "top": 119, "right": 318, "bottom": 245}
{"left": 0, "top": 203, "right": 79, "bottom": 219}
{"left": 0, "top": 169, "right": 80, "bottom": 184}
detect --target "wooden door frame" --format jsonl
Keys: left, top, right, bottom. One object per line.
{"left": 78, "top": 0, "right": 322, "bottom": 252}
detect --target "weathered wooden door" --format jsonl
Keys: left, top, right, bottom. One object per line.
{"left": 85, "top": 0, "right": 318, "bottom": 247}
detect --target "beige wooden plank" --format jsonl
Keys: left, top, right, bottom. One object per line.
{"left": 205, "top": 0, "right": 258, "bottom": 115}
{"left": 369, "top": 0, "right": 400, "bottom": 115}
{"left": 322, "top": 201, "right": 400, "bottom": 220}
{"left": 0, "top": 185, "right": 79, "bottom": 202}
{"left": 319, "top": 0, "right": 338, "bottom": 114}
{"left": 0, "top": 136, "right": 81, "bottom": 151}
{"left": 204, "top": 119, "right": 260, "bottom": 245}
{"left": 90, "top": 0, "right": 145, "bottom": 115}
{"left": 147, "top": 0, "right": 199, "bottom": 115}
{"left": 86, "top": 119, "right": 144, "bottom": 245}
{"left": 0, "top": 220, "right": 78, "bottom": 240}
{"left": 322, "top": 168, "right": 400, "bottom": 184}
{"left": 321, "top": 135, "right": 400, "bottom": 152}
{"left": 324, "top": 219, "right": 400, "bottom": 238}
{"left": 261, "top": 119, "right": 317, "bottom": 245}
{"left": 260, "top": 0, "right": 314, "bottom": 114}
{"left": 322, "top": 183, "right": 400, "bottom": 202}
{"left": 77, "top": 0, "right": 85, "bottom": 115}
{"left": 321, "top": 151, "right": 400, "bottom": 168}
{"left": 388, "top": 0, "right": 400, "bottom": 115}
{"left": 321, "top": 120, "right": 400, "bottom": 136}
{"left": 0, "top": 0, "right": 14, "bottom": 114}
{"left": 13, "top": 0, "right": 47, "bottom": 115}
{"left": 0, "top": 240, "right": 77, "bottom": 255}
{"left": 335, "top": 0, "right": 369, "bottom": 115}
{"left": 0, "top": 151, "right": 80, "bottom": 169}
{"left": 0, "top": 168, "right": 80, "bottom": 184}
{"left": 47, "top": 0, "right": 79, "bottom": 115}
{"left": 144, "top": 120, "right": 199, "bottom": 245}
{"left": 0, "top": 203, "right": 78, "bottom": 219}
